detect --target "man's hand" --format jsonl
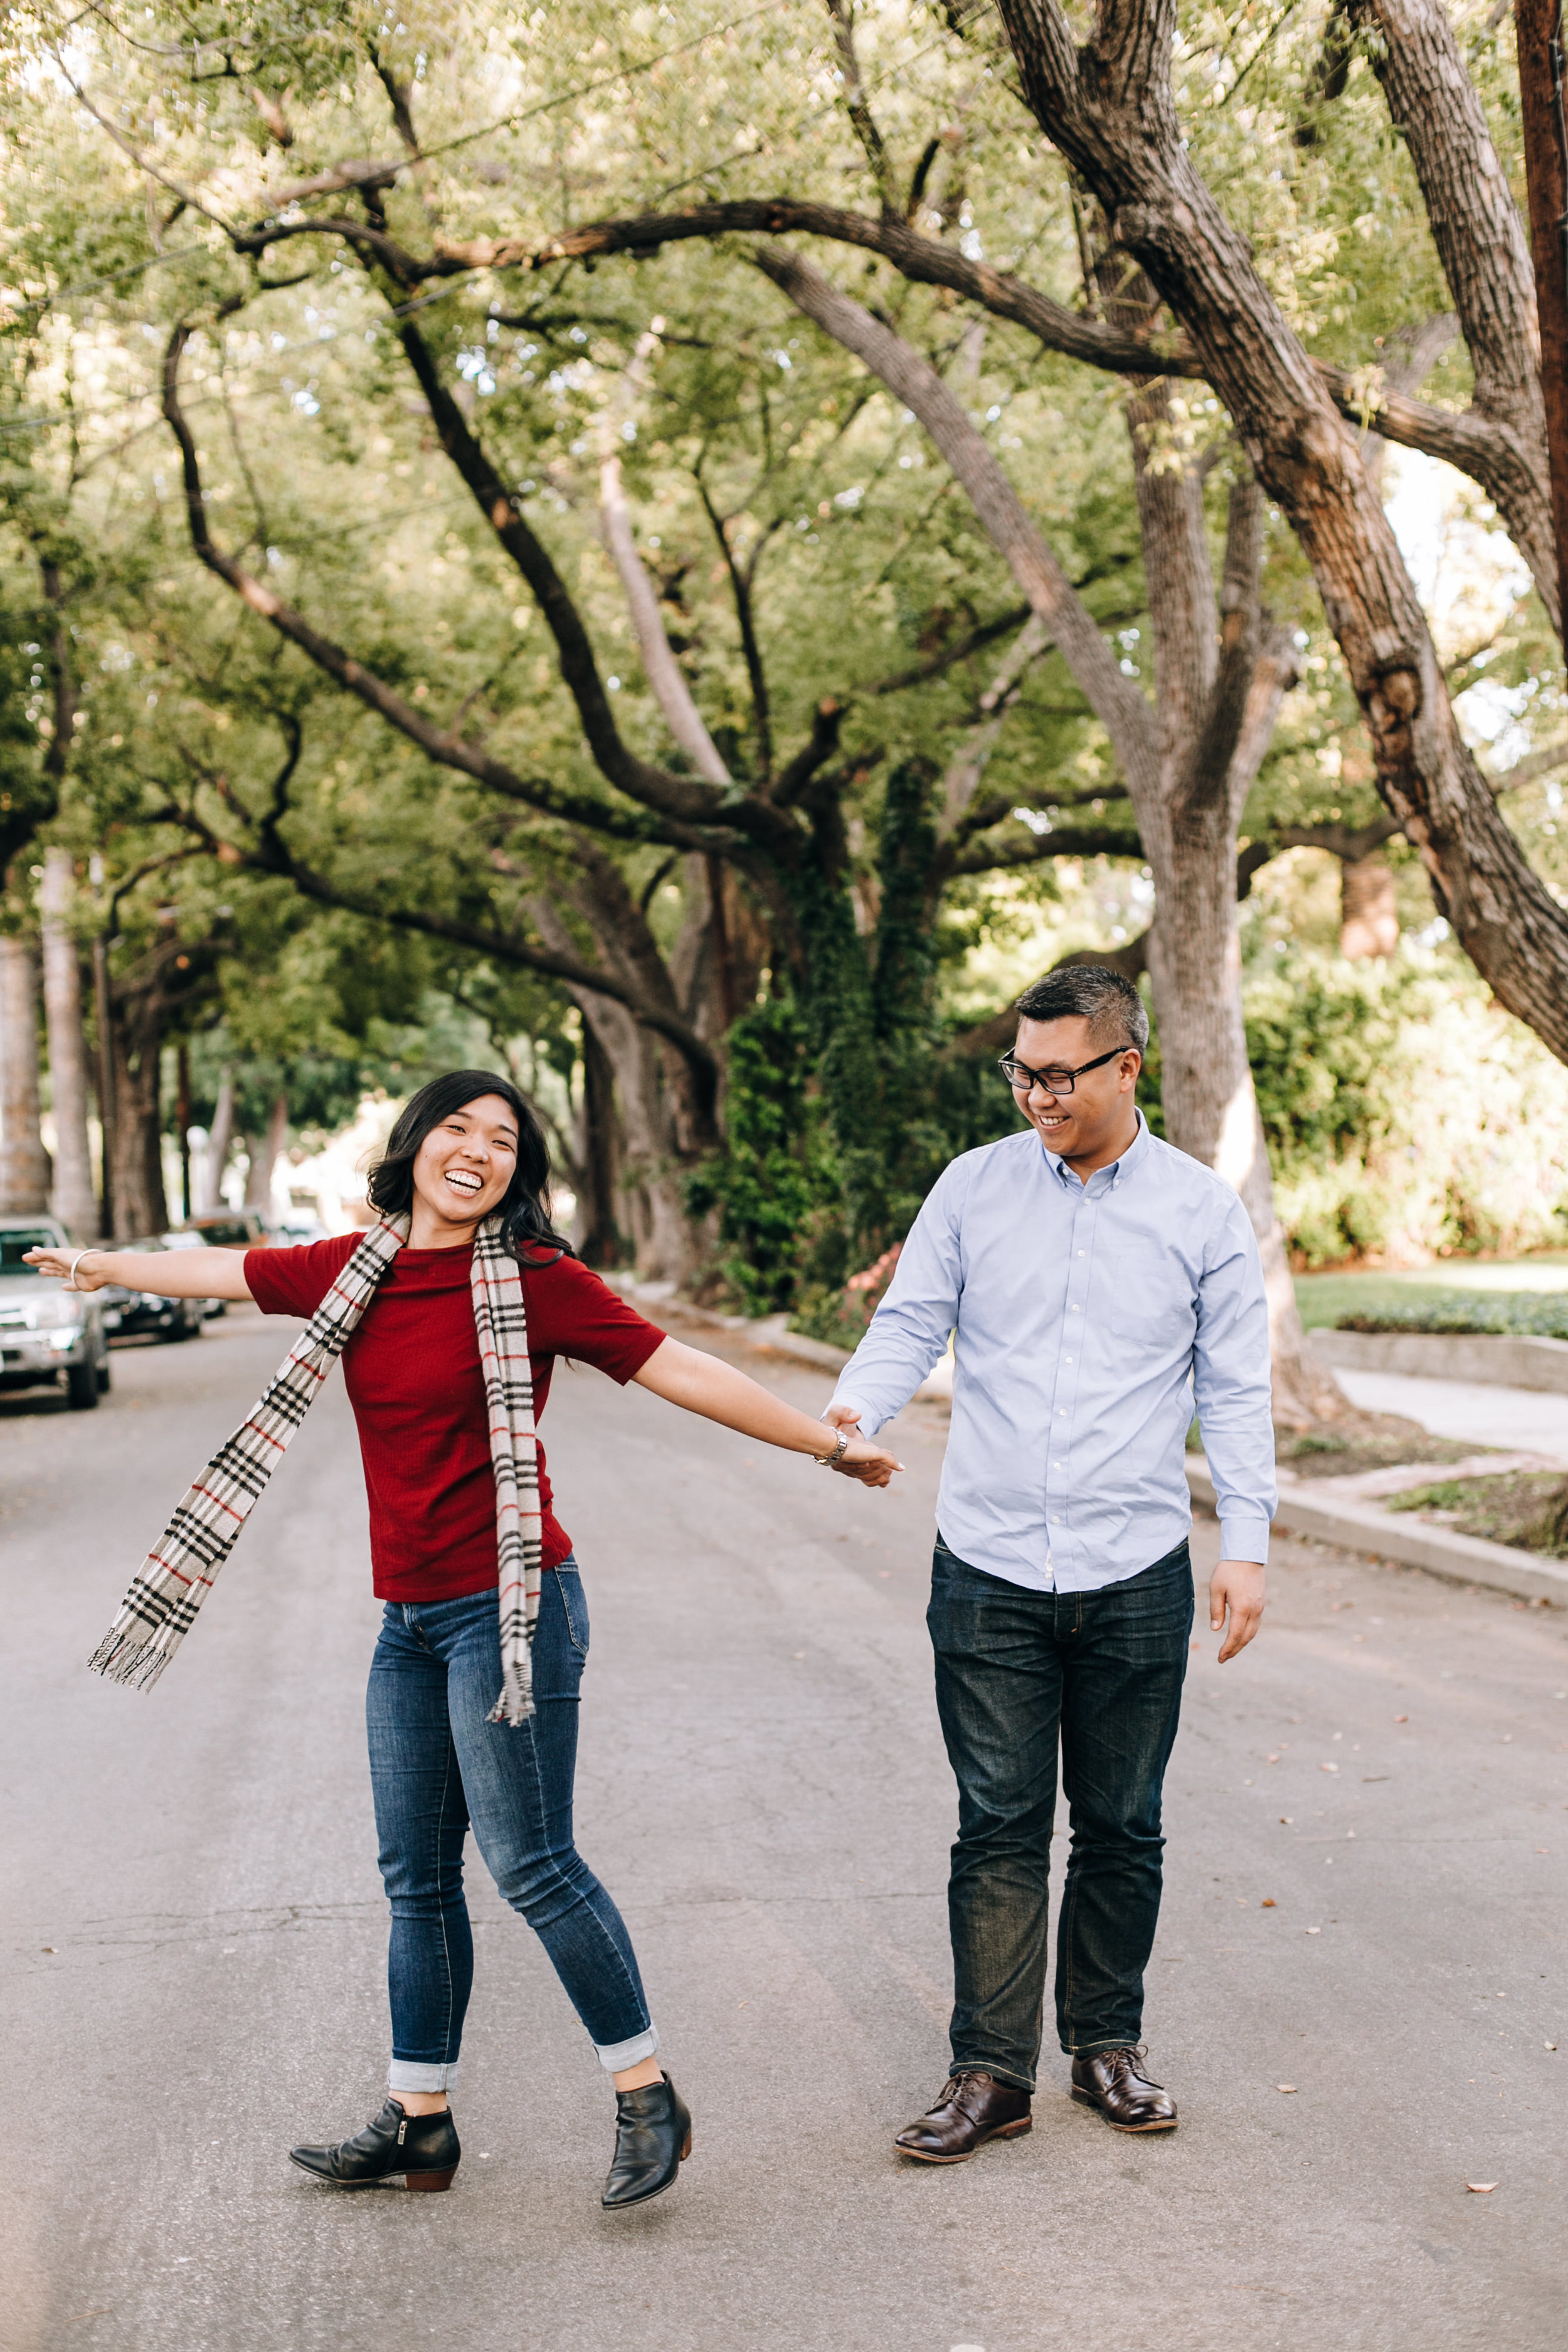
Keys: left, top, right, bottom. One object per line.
{"left": 820, "top": 1401, "right": 899, "bottom": 1486}
{"left": 1210, "top": 1559, "right": 1266, "bottom": 1663}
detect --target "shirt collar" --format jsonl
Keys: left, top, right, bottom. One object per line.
{"left": 1041, "top": 1106, "right": 1150, "bottom": 1193}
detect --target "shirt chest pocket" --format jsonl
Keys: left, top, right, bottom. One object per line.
{"left": 1107, "top": 1256, "right": 1198, "bottom": 1351}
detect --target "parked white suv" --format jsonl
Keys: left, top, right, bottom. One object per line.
{"left": 0, "top": 1216, "right": 110, "bottom": 1409}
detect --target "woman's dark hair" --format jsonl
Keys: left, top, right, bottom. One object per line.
{"left": 366, "top": 1070, "right": 572, "bottom": 1261}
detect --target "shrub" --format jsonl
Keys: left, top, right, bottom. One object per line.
{"left": 1246, "top": 950, "right": 1568, "bottom": 1266}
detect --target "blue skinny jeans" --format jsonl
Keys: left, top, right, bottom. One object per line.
{"left": 364, "top": 1563, "right": 657, "bottom": 2093}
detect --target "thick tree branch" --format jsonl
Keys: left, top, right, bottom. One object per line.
{"left": 1362, "top": 0, "right": 1556, "bottom": 626}
{"left": 159, "top": 325, "right": 733, "bottom": 857}
{"left": 994, "top": 0, "right": 1568, "bottom": 1069}
{"left": 158, "top": 776, "right": 722, "bottom": 1091}
{"left": 755, "top": 245, "right": 1160, "bottom": 796}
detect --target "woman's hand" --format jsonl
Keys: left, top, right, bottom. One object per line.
{"left": 23, "top": 1243, "right": 254, "bottom": 1303}
{"left": 831, "top": 1433, "right": 902, "bottom": 1488}
{"left": 23, "top": 1244, "right": 113, "bottom": 1292}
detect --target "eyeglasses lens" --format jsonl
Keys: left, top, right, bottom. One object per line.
{"left": 1002, "top": 1061, "right": 1074, "bottom": 1094}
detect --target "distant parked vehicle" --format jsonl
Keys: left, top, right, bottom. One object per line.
{"left": 0, "top": 1216, "right": 111, "bottom": 1409}
{"left": 176, "top": 1210, "right": 272, "bottom": 1249}
{"left": 102, "top": 1235, "right": 207, "bottom": 1343}
{"left": 272, "top": 1214, "right": 332, "bottom": 1246}
{"left": 169, "top": 1210, "right": 272, "bottom": 1314}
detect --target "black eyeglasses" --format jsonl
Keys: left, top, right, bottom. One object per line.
{"left": 998, "top": 1043, "right": 1136, "bottom": 1096}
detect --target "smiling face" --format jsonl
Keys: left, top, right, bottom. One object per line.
{"left": 408, "top": 1094, "right": 520, "bottom": 1242}
{"left": 1010, "top": 1012, "right": 1142, "bottom": 1175}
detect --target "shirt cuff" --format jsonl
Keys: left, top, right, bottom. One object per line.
{"left": 827, "top": 1390, "right": 886, "bottom": 1439}
{"left": 1217, "top": 1512, "right": 1271, "bottom": 1565}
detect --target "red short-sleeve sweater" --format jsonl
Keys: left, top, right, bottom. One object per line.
{"left": 245, "top": 1235, "right": 665, "bottom": 1604}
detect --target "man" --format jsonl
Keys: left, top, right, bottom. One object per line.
{"left": 824, "top": 964, "right": 1274, "bottom": 2159}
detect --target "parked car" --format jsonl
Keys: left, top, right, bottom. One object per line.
{"left": 168, "top": 1209, "right": 272, "bottom": 1315}
{"left": 272, "top": 1214, "right": 331, "bottom": 1246}
{"left": 0, "top": 1216, "right": 110, "bottom": 1409}
{"left": 175, "top": 1210, "right": 272, "bottom": 1249}
{"left": 101, "top": 1234, "right": 207, "bottom": 1344}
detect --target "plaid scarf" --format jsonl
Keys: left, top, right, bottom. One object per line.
{"left": 87, "top": 1211, "right": 544, "bottom": 1724}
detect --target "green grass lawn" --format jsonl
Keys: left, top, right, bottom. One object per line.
{"left": 1295, "top": 1254, "right": 1568, "bottom": 1337}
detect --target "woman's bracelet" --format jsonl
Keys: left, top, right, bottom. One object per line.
{"left": 814, "top": 1426, "right": 850, "bottom": 1470}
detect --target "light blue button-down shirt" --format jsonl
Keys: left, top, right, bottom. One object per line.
{"left": 830, "top": 1113, "right": 1276, "bottom": 1592}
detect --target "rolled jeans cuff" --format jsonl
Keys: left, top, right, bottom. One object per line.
{"left": 388, "top": 2058, "right": 460, "bottom": 2094}
{"left": 594, "top": 2023, "right": 660, "bottom": 2074}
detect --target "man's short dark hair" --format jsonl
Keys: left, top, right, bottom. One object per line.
{"left": 1014, "top": 963, "right": 1150, "bottom": 1054}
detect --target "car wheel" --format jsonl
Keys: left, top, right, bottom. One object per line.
{"left": 66, "top": 1359, "right": 100, "bottom": 1411}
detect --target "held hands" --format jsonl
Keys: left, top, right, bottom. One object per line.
{"left": 1210, "top": 1558, "right": 1266, "bottom": 1662}
{"left": 22, "top": 1245, "right": 109, "bottom": 1293}
{"left": 821, "top": 1402, "right": 903, "bottom": 1489}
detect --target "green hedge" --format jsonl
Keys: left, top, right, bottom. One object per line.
{"left": 1335, "top": 1290, "right": 1568, "bottom": 1340}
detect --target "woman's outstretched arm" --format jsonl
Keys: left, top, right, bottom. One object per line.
{"left": 632, "top": 1336, "right": 904, "bottom": 1488}
{"left": 22, "top": 1243, "right": 254, "bottom": 1302}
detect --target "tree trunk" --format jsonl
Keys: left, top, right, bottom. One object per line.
{"left": 39, "top": 850, "right": 99, "bottom": 1240}
{"left": 1517, "top": 0, "right": 1568, "bottom": 638}
{"left": 0, "top": 935, "right": 51, "bottom": 1214}
{"left": 109, "top": 993, "right": 167, "bottom": 1239}
{"left": 1142, "top": 839, "right": 1344, "bottom": 1429}
{"left": 1340, "top": 855, "right": 1400, "bottom": 958}
{"left": 243, "top": 1092, "right": 289, "bottom": 1215}
{"left": 531, "top": 896, "right": 702, "bottom": 1283}
{"left": 575, "top": 1017, "right": 623, "bottom": 1267}
{"left": 92, "top": 933, "right": 116, "bottom": 1236}
{"left": 199, "top": 1069, "right": 235, "bottom": 1214}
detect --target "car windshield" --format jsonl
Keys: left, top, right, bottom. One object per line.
{"left": 0, "top": 1229, "right": 58, "bottom": 1272}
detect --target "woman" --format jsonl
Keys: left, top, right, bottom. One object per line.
{"left": 26, "top": 1070, "right": 900, "bottom": 2210}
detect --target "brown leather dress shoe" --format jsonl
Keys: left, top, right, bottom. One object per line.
{"left": 1070, "top": 2047, "right": 1179, "bottom": 2131}
{"left": 894, "top": 2070, "right": 1032, "bottom": 2164}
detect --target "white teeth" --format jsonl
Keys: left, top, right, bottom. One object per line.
{"left": 445, "top": 1171, "right": 482, "bottom": 1192}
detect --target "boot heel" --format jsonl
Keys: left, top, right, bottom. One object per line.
{"left": 405, "top": 2166, "right": 458, "bottom": 2193}
{"left": 679, "top": 2130, "right": 692, "bottom": 2161}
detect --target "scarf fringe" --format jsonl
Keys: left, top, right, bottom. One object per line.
{"left": 487, "top": 1660, "right": 536, "bottom": 1728}
{"left": 87, "top": 1619, "right": 179, "bottom": 1690}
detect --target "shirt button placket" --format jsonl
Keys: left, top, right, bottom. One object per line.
{"left": 1047, "top": 1187, "right": 1095, "bottom": 1593}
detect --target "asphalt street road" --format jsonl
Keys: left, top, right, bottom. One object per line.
{"left": 3, "top": 1305, "right": 1565, "bottom": 2352}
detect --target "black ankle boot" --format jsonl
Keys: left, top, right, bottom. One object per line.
{"left": 290, "top": 2099, "right": 460, "bottom": 2191}
{"left": 601, "top": 2075, "right": 691, "bottom": 2210}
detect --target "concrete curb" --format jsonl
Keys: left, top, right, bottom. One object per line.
{"left": 1310, "top": 1325, "right": 1568, "bottom": 1394}
{"left": 1187, "top": 1456, "right": 1568, "bottom": 1606}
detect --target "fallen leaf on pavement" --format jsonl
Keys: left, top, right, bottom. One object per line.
{"left": 1261, "top": 1897, "right": 1277, "bottom": 1907}
{"left": 1275, "top": 2084, "right": 1297, "bottom": 2094}
{"left": 1465, "top": 2182, "right": 1498, "bottom": 2195}
{"left": 1394, "top": 1714, "right": 1409, "bottom": 1723}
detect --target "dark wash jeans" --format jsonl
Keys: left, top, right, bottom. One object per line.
{"left": 928, "top": 1534, "right": 1194, "bottom": 2092}
{"left": 365, "top": 1562, "right": 655, "bottom": 2091}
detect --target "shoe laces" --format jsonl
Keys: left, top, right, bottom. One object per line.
{"left": 1099, "top": 2043, "right": 1158, "bottom": 2084}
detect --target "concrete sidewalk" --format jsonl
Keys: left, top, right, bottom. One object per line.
{"left": 1333, "top": 1366, "right": 1568, "bottom": 1463}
